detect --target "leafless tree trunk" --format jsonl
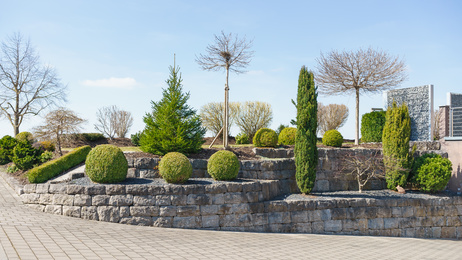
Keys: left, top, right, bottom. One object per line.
{"left": 0, "top": 33, "right": 67, "bottom": 136}
{"left": 316, "top": 47, "right": 407, "bottom": 145}
{"left": 33, "top": 108, "right": 85, "bottom": 156}
{"left": 196, "top": 31, "right": 254, "bottom": 149}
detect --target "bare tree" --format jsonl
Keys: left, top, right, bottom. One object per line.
{"left": 340, "top": 151, "right": 385, "bottom": 193}
{"left": 0, "top": 33, "right": 67, "bottom": 136}
{"left": 316, "top": 47, "right": 407, "bottom": 145}
{"left": 196, "top": 31, "right": 254, "bottom": 148}
{"left": 95, "top": 105, "right": 133, "bottom": 139}
{"left": 34, "top": 108, "right": 85, "bottom": 156}
{"left": 115, "top": 110, "right": 134, "bottom": 138}
{"left": 200, "top": 102, "right": 239, "bottom": 137}
{"left": 317, "top": 103, "right": 349, "bottom": 135}
{"left": 234, "top": 101, "right": 272, "bottom": 141}
{"left": 433, "top": 109, "right": 442, "bottom": 140}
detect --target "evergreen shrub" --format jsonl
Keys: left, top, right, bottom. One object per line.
{"left": 207, "top": 150, "right": 240, "bottom": 180}
{"left": 382, "top": 101, "right": 411, "bottom": 190}
{"left": 81, "top": 133, "right": 106, "bottom": 142}
{"left": 140, "top": 63, "right": 205, "bottom": 155}
{"left": 294, "top": 66, "right": 318, "bottom": 194}
{"left": 361, "top": 111, "right": 386, "bottom": 142}
{"left": 253, "top": 128, "right": 278, "bottom": 147}
{"left": 28, "top": 146, "right": 91, "bottom": 183}
{"left": 12, "top": 141, "right": 42, "bottom": 170}
{"left": 322, "top": 129, "right": 343, "bottom": 147}
{"left": 85, "top": 145, "right": 128, "bottom": 183}
{"left": 0, "top": 135, "right": 17, "bottom": 165}
{"left": 416, "top": 156, "right": 452, "bottom": 193}
{"left": 159, "top": 152, "right": 192, "bottom": 184}
{"left": 36, "top": 141, "right": 55, "bottom": 152}
{"left": 15, "top": 132, "right": 34, "bottom": 143}
{"left": 131, "top": 131, "right": 142, "bottom": 146}
{"left": 235, "top": 133, "right": 250, "bottom": 144}
{"left": 278, "top": 127, "right": 296, "bottom": 145}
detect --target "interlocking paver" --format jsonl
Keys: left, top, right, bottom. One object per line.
{"left": 1, "top": 172, "right": 462, "bottom": 259}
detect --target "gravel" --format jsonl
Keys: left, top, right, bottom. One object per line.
{"left": 68, "top": 176, "right": 254, "bottom": 186}
{"left": 276, "top": 189, "right": 459, "bottom": 201}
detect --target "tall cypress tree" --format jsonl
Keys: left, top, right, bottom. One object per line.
{"left": 140, "top": 62, "right": 205, "bottom": 156}
{"left": 295, "top": 66, "right": 318, "bottom": 194}
{"left": 382, "top": 100, "right": 411, "bottom": 190}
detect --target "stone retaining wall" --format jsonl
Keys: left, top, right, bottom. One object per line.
{"left": 127, "top": 148, "right": 446, "bottom": 193}
{"left": 18, "top": 181, "right": 462, "bottom": 239}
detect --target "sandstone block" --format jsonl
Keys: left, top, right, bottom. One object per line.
{"left": 81, "top": 206, "right": 98, "bottom": 220}
{"left": 62, "top": 206, "right": 81, "bottom": 218}
{"left": 97, "top": 206, "right": 120, "bottom": 222}
{"left": 109, "top": 195, "right": 133, "bottom": 206}
{"left": 152, "top": 217, "right": 173, "bottom": 227}
{"left": 44, "top": 205, "right": 62, "bottom": 215}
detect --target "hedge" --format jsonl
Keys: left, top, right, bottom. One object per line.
{"left": 27, "top": 145, "right": 92, "bottom": 183}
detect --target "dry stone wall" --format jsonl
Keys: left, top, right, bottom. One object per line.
{"left": 19, "top": 181, "right": 462, "bottom": 239}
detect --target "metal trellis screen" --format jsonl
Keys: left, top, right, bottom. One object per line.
{"left": 450, "top": 107, "right": 462, "bottom": 137}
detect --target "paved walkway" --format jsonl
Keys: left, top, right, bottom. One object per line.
{"left": 0, "top": 174, "right": 461, "bottom": 259}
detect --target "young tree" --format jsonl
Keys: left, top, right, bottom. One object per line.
{"left": 294, "top": 66, "right": 318, "bottom": 194}
{"left": 94, "top": 105, "right": 133, "bottom": 139}
{"left": 341, "top": 151, "right": 385, "bottom": 193}
{"left": 200, "top": 102, "right": 239, "bottom": 137}
{"left": 140, "top": 61, "right": 205, "bottom": 156}
{"left": 196, "top": 31, "right": 254, "bottom": 148}
{"left": 33, "top": 108, "right": 86, "bottom": 156}
{"left": 317, "top": 103, "right": 349, "bottom": 135}
{"left": 0, "top": 33, "right": 67, "bottom": 136}
{"left": 382, "top": 101, "right": 411, "bottom": 190}
{"left": 316, "top": 47, "right": 407, "bottom": 145}
{"left": 234, "top": 101, "right": 273, "bottom": 141}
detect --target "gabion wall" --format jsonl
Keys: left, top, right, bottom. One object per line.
{"left": 385, "top": 85, "right": 433, "bottom": 141}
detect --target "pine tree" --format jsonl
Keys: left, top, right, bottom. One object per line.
{"left": 294, "top": 66, "right": 318, "bottom": 194}
{"left": 382, "top": 100, "right": 411, "bottom": 190}
{"left": 140, "top": 62, "right": 205, "bottom": 156}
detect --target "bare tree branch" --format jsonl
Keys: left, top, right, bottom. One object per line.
{"left": 315, "top": 47, "right": 407, "bottom": 145}
{"left": 33, "top": 108, "right": 85, "bottom": 156}
{"left": 196, "top": 31, "right": 254, "bottom": 148}
{"left": 0, "top": 32, "right": 67, "bottom": 135}
{"left": 94, "top": 105, "right": 133, "bottom": 139}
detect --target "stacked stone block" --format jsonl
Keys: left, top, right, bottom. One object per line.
{"left": 20, "top": 182, "right": 462, "bottom": 239}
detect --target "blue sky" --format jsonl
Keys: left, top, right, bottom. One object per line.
{"left": 1, "top": 0, "right": 461, "bottom": 139}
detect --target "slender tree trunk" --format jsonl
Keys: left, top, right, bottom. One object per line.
{"left": 224, "top": 67, "right": 230, "bottom": 149}
{"left": 355, "top": 87, "right": 360, "bottom": 145}
{"left": 14, "top": 91, "right": 20, "bottom": 136}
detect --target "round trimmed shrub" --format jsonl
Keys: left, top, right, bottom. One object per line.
{"left": 416, "top": 156, "right": 452, "bottom": 193}
{"left": 253, "top": 128, "right": 278, "bottom": 147}
{"left": 159, "top": 152, "right": 192, "bottom": 184}
{"left": 85, "top": 145, "right": 128, "bottom": 183}
{"left": 322, "top": 129, "right": 343, "bottom": 147}
{"left": 409, "top": 153, "right": 441, "bottom": 184}
{"left": 207, "top": 150, "right": 240, "bottom": 181}
{"left": 15, "top": 132, "right": 34, "bottom": 144}
{"left": 278, "top": 127, "right": 296, "bottom": 145}
{"left": 235, "top": 133, "right": 250, "bottom": 144}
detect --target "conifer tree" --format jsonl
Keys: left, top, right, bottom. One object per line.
{"left": 294, "top": 66, "right": 318, "bottom": 194}
{"left": 140, "top": 61, "right": 205, "bottom": 156}
{"left": 382, "top": 100, "right": 411, "bottom": 190}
